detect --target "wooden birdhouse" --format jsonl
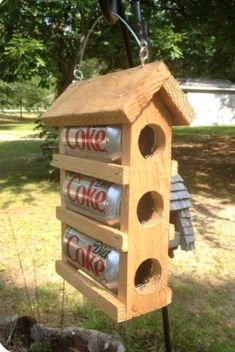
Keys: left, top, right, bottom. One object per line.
{"left": 42, "top": 61, "right": 194, "bottom": 322}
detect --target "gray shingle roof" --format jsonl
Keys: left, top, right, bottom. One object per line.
{"left": 169, "top": 173, "right": 196, "bottom": 256}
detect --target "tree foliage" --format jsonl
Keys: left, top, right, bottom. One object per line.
{"left": 0, "top": 0, "right": 235, "bottom": 99}
{"left": 0, "top": 79, "right": 52, "bottom": 113}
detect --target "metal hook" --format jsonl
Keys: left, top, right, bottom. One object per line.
{"left": 112, "top": 12, "right": 149, "bottom": 65}
{"left": 73, "top": 65, "right": 84, "bottom": 82}
{"left": 73, "top": 4, "right": 149, "bottom": 82}
{"left": 139, "top": 40, "right": 149, "bottom": 66}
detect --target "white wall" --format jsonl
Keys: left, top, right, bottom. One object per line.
{"left": 179, "top": 80, "right": 235, "bottom": 126}
{"left": 187, "top": 92, "right": 235, "bottom": 126}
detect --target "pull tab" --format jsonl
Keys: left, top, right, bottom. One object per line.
{"left": 98, "top": 0, "right": 118, "bottom": 25}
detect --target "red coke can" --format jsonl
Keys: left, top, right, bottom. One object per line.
{"left": 63, "top": 227, "right": 120, "bottom": 292}
{"left": 63, "top": 173, "right": 122, "bottom": 225}
{"left": 62, "top": 126, "right": 121, "bottom": 161}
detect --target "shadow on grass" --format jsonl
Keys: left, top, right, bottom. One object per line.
{"left": 172, "top": 133, "right": 235, "bottom": 203}
{"left": 0, "top": 123, "right": 35, "bottom": 130}
{"left": 0, "top": 140, "right": 58, "bottom": 207}
{"left": 0, "top": 114, "right": 38, "bottom": 122}
{"left": 0, "top": 272, "right": 234, "bottom": 352}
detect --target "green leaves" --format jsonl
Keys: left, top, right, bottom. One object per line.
{"left": 4, "top": 34, "right": 46, "bottom": 80}
{"left": 151, "top": 24, "right": 185, "bottom": 61}
{"left": 1, "top": 0, "right": 235, "bottom": 96}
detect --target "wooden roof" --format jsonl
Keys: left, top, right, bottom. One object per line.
{"left": 42, "top": 61, "right": 194, "bottom": 126}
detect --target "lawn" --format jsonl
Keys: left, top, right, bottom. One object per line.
{"left": 0, "top": 119, "right": 235, "bottom": 351}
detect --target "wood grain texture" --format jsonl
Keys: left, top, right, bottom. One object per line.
{"left": 52, "top": 154, "right": 130, "bottom": 185}
{"left": 159, "top": 75, "right": 195, "bottom": 125}
{"left": 41, "top": 61, "right": 194, "bottom": 127}
{"left": 57, "top": 207, "right": 128, "bottom": 251}
{"left": 118, "top": 97, "right": 173, "bottom": 318}
{"left": 118, "top": 124, "right": 132, "bottom": 306}
{"left": 169, "top": 224, "right": 176, "bottom": 241}
{"left": 171, "top": 160, "right": 178, "bottom": 176}
{"left": 56, "top": 260, "right": 127, "bottom": 322}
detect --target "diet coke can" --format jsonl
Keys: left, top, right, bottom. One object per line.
{"left": 62, "top": 126, "right": 122, "bottom": 161}
{"left": 63, "top": 227, "right": 120, "bottom": 292}
{"left": 63, "top": 173, "right": 121, "bottom": 225}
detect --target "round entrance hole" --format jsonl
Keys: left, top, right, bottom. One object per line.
{"left": 137, "top": 191, "right": 163, "bottom": 226}
{"left": 138, "top": 124, "right": 166, "bottom": 158}
{"left": 135, "top": 258, "right": 162, "bottom": 294}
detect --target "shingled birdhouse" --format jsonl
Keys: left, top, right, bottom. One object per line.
{"left": 42, "top": 61, "right": 194, "bottom": 322}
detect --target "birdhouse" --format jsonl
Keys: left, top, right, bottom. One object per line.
{"left": 42, "top": 61, "right": 194, "bottom": 322}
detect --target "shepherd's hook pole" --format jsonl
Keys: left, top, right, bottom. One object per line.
{"left": 162, "top": 306, "right": 172, "bottom": 352}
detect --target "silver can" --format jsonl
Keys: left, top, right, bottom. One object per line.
{"left": 63, "top": 227, "right": 120, "bottom": 292}
{"left": 63, "top": 173, "right": 121, "bottom": 225}
{"left": 62, "top": 126, "right": 122, "bottom": 161}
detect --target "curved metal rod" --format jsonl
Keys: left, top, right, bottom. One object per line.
{"left": 81, "top": 15, "right": 103, "bottom": 67}
{"left": 74, "top": 11, "right": 149, "bottom": 80}
{"left": 112, "top": 12, "right": 149, "bottom": 65}
{"left": 112, "top": 12, "right": 141, "bottom": 47}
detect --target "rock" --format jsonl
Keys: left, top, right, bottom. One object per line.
{"left": 0, "top": 316, "right": 125, "bottom": 352}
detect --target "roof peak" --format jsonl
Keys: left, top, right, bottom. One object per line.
{"left": 42, "top": 61, "right": 194, "bottom": 126}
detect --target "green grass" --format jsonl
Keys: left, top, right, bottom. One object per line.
{"left": 0, "top": 120, "right": 235, "bottom": 351}
{"left": 0, "top": 122, "right": 38, "bottom": 138}
{"left": 173, "top": 125, "right": 235, "bottom": 138}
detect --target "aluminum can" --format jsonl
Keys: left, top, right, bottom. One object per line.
{"left": 62, "top": 126, "right": 122, "bottom": 161}
{"left": 63, "top": 173, "right": 121, "bottom": 225}
{"left": 63, "top": 227, "right": 120, "bottom": 292}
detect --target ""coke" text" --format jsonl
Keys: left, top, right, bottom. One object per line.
{"left": 65, "top": 127, "right": 107, "bottom": 152}
{"left": 66, "top": 175, "right": 107, "bottom": 213}
{"left": 66, "top": 235, "right": 106, "bottom": 278}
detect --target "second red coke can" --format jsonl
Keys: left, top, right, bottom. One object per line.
{"left": 62, "top": 126, "right": 122, "bottom": 161}
{"left": 63, "top": 173, "right": 122, "bottom": 225}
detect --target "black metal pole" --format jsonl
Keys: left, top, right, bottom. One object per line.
{"left": 117, "top": 0, "right": 135, "bottom": 67}
{"left": 162, "top": 306, "right": 172, "bottom": 352}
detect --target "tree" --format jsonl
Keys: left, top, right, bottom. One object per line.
{"left": 148, "top": 0, "right": 235, "bottom": 80}
{"left": 0, "top": 0, "right": 235, "bottom": 99}
{"left": 0, "top": 79, "right": 52, "bottom": 117}
{"left": 0, "top": 0, "right": 127, "bottom": 96}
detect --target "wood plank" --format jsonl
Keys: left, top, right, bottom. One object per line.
{"left": 52, "top": 154, "right": 130, "bottom": 185}
{"left": 56, "top": 206, "right": 128, "bottom": 252}
{"left": 118, "top": 124, "right": 131, "bottom": 306}
{"left": 171, "top": 160, "right": 178, "bottom": 177}
{"left": 119, "top": 99, "right": 172, "bottom": 317}
{"left": 41, "top": 61, "right": 169, "bottom": 125}
{"left": 169, "top": 224, "right": 175, "bottom": 241}
{"left": 59, "top": 128, "right": 66, "bottom": 207}
{"left": 41, "top": 61, "right": 194, "bottom": 127}
{"left": 159, "top": 75, "right": 195, "bottom": 125}
{"left": 56, "top": 260, "right": 127, "bottom": 322}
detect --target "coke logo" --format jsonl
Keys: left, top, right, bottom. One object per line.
{"left": 66, "top": 175, "right": 107, "bottom": 213}
{"left": 66, "top": 235, "right": 106, "bottom": 278}
{"left": 65, "top": 127, "right": 107, "bottom": 152}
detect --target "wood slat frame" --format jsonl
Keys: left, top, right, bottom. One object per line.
{"left": 56, "top": 260, "right": 127, "bottom": 322}
{"left": 57, "top": 206, "right": 128, "bottom": 252}
{"left": 52, "top": 154, "right": 130, "bottom": 185}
